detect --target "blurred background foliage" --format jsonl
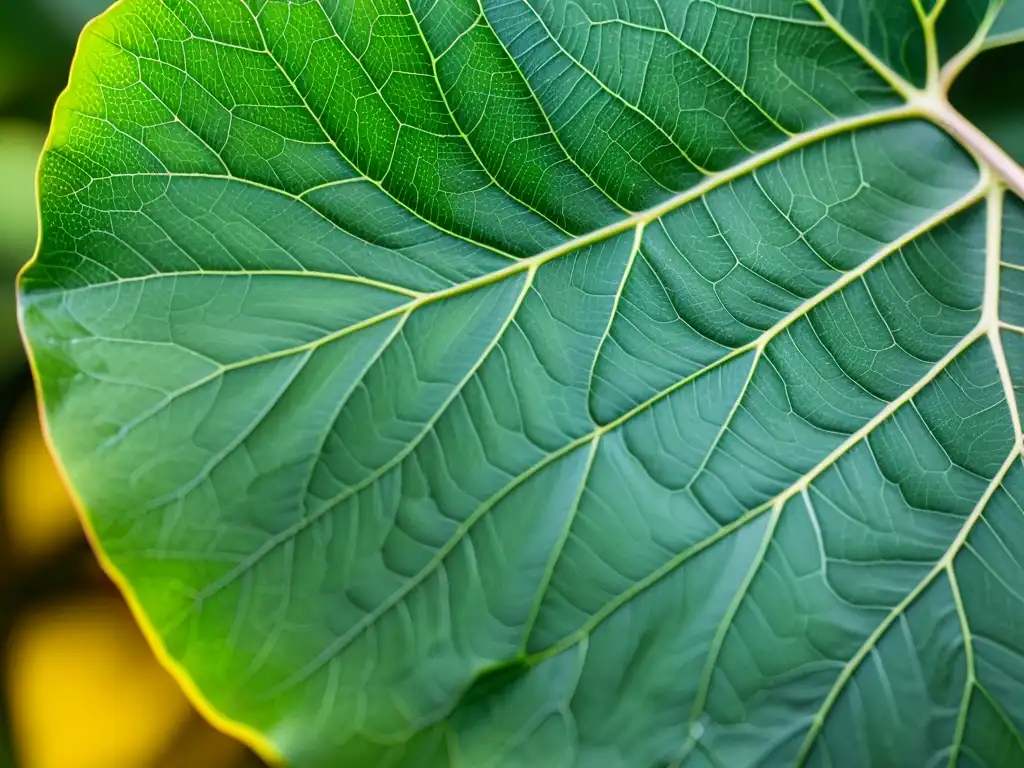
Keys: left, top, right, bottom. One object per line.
{"left": 950, "top": 42, "right": 1024, "bottom": 165}
{"left": 0, "top": 2, "right": 1019, "bottom": 766}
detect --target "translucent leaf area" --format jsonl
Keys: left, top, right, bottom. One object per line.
{"left": 19, "top": 0, "right": 1024, "bottom": 765}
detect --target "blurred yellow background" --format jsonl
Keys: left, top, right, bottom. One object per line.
{"left": 0, "top": 2, "right": 264, "bottom": 766}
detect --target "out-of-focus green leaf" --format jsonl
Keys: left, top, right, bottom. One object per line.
{"left": 0, "top": 122, "right": 44, "bottom": 376}
{"left": 0, "top": 0, "right": 107, "bottom": 122}
{"left": 0, "top": 122, "right": 45, "bottom": 267}
{"left": 18, "top": 1, "right": 1024, "bottom": 766}
{"left": 34, "top": 0, "right": 114, "bottom": 41}
{"left": 0, "top": 292, "right": 22, "bottom": 379}
{"left": 990, "top": 1, "right": 1024, "bottom": 47}
{"left": 0, "top": 47, "right": 25, "bottom": 112}
{"left": 952, "top": 42, "right": 1024, "bottom": 165}
{"left": 0, "top": 722, "right": 14, "bottom": 768}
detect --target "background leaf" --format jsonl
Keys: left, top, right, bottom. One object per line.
{"left": 951, "top": 43, "right": 1024, "bottom": 164}
{"left": 0, "top": 123, "right": 45, "bottom": 380}
{"left": 991, "top": 1, "right": 1024, "bottom": 45}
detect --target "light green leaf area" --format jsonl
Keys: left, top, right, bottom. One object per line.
{"left": 986, "top": 9, "right": 1024, "bottom": 51}
{"left": 18, "top": 0, "right": 1024, "bottom": 766}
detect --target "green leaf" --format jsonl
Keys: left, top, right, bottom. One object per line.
{"left": 990, "top": 1, "right": 1024, "bottom": 46}
{"left": 0, "top": 121, "right": 46, "bottom": 375}
{"left": 0, "top": 122, "right": 45, "bottom": 268}
{"left": 18, "top": 0, "right": 1024, "bottom": 765}
{"left": 951, "top": 41, "right": 1024, "bottom": 165}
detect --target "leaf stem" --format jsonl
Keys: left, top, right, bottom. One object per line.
{"left": 922, "top": 97, "right": 1024, "bottom": 200}
{"left": 981, "top": 27, "right": 1024, "bottom": 54}
{"left": 937, "top": 0, "right": 1006, "bottom": 93}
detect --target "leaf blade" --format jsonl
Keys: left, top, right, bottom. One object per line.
{"left": 19, "top": 1, "right": 1024, "bottom": 765}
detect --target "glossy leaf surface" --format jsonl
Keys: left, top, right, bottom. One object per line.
{"left": 19, "top": 0, "right": 1024, "bottom": 765}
